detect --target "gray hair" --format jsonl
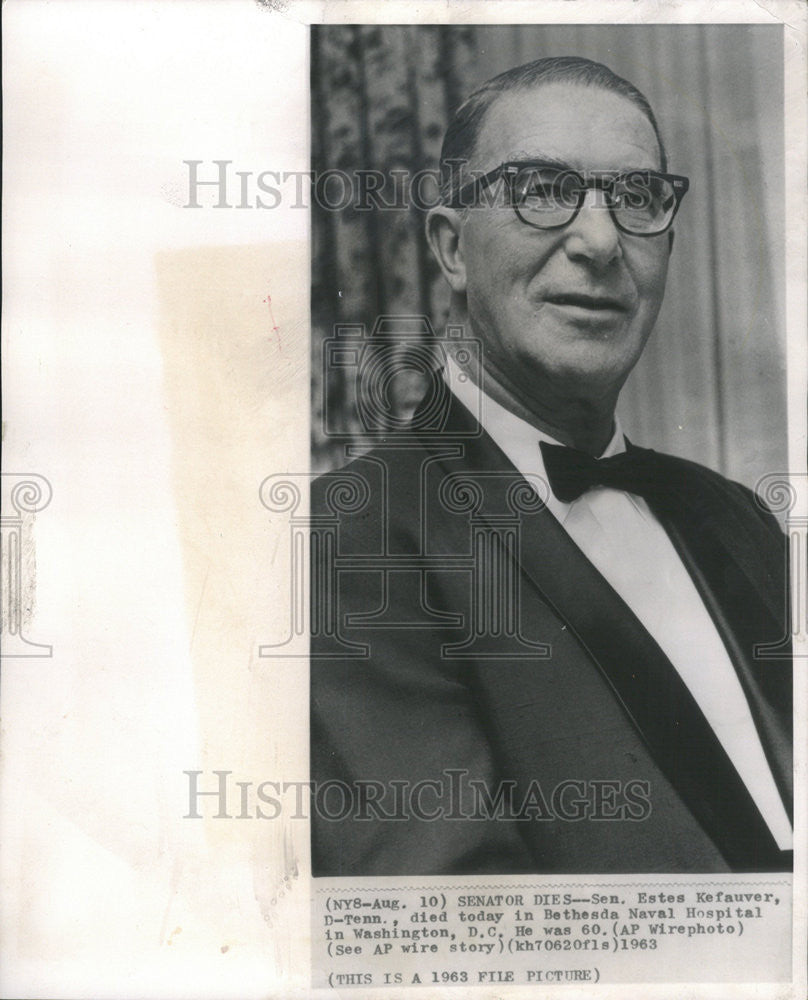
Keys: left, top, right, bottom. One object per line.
{"left": 439, "top": 55, "right": 668, "bottom": 204}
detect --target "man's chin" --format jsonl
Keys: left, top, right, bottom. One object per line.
{"left": 518, "top": 353, "right": 637, "bottom": 404}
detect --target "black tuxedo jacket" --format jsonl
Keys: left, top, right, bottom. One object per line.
{"left": 310, "top": 391, "right": 792, "bottom": 876}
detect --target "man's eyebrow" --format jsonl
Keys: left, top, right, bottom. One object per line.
{"left": 505, "top": 153, "right": 572, "bottom": 169}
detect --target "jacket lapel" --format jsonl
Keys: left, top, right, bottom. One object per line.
{"left": 421, "top": 393, "right": 790, "bottom": 871}
{"left": 632, "top": 445, "right": 793, "bottom": 821}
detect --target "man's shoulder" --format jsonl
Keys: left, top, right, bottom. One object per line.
{"left": 642, "top": 446, "right": 783, "bottom": 535}
{"left": 312, "top": 440, "right": 431, "bottom": 488}
{"left": 311, "top": 440, "right": 434, "bottom": 528}
{"left": 647, "top": 447, "right": 755, "bottom": 496}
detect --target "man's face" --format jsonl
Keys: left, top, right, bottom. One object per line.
{"left": 457, "top": 82, "right": 671, "bottom": 404}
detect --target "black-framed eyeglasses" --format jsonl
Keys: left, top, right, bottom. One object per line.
{"left": 450, "top": 160, "right": 690, "bottom": 237}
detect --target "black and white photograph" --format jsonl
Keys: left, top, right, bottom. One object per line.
{"left": 1, "top": 3, "right": 806, "bottom": 998}
{"left": 310, "top": 24, "right": 792, "bottom": 877}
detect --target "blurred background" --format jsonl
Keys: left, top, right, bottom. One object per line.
{"left": 310, "top": 24, "right": 785, "bottom": 490}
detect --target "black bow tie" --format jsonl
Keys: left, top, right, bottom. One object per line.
{"left": 540, "top": 440, "right": 661, "bottom": 503}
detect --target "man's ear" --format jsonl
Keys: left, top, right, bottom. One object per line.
{"left": 425, "top": 206, "right": 468, "bottom": 294}
{"left": 668, "top": 229, "right": 675, "bottom": 254}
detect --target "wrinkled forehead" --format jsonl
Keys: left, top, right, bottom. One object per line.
{"left": 472, "top": 82, "right": 664, "bottom": 175}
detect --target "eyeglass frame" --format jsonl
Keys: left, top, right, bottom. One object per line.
{"left": 447, "top": 159, "right": 690, "bottom": 237}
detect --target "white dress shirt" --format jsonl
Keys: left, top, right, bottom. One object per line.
{"left": 444, "top": 357, "right": 792, "bottom": 850}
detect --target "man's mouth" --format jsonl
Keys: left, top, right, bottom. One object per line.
{"left": 544, "top": 292, "right": 629, "bottom": 312}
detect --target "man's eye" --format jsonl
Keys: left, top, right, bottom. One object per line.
{"left": 619, "top": 188, "right": 653, "bottom": 210}
{"left": 616, "top": 174, "right": 672, "bottom": 216}
{"left": 522, "top": 181, "right": 558, "bottom": 199}
{"left": 519, "top": 172, "right": 578, "bottom": 204}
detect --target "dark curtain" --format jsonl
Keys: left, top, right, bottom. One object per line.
{"left": 311, "top": 24, "right": 785, "bottom": 491}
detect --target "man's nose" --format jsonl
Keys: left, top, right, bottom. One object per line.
{"left": 563, "top": 189, "right": 622, "bottom": 268}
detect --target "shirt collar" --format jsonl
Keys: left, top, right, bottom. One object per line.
{"left": 443, "top": 355, "right": 627, "bottom": 522}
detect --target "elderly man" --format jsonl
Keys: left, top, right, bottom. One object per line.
{"left": 310, "top": 57, "right": 792, "bottom": 875}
